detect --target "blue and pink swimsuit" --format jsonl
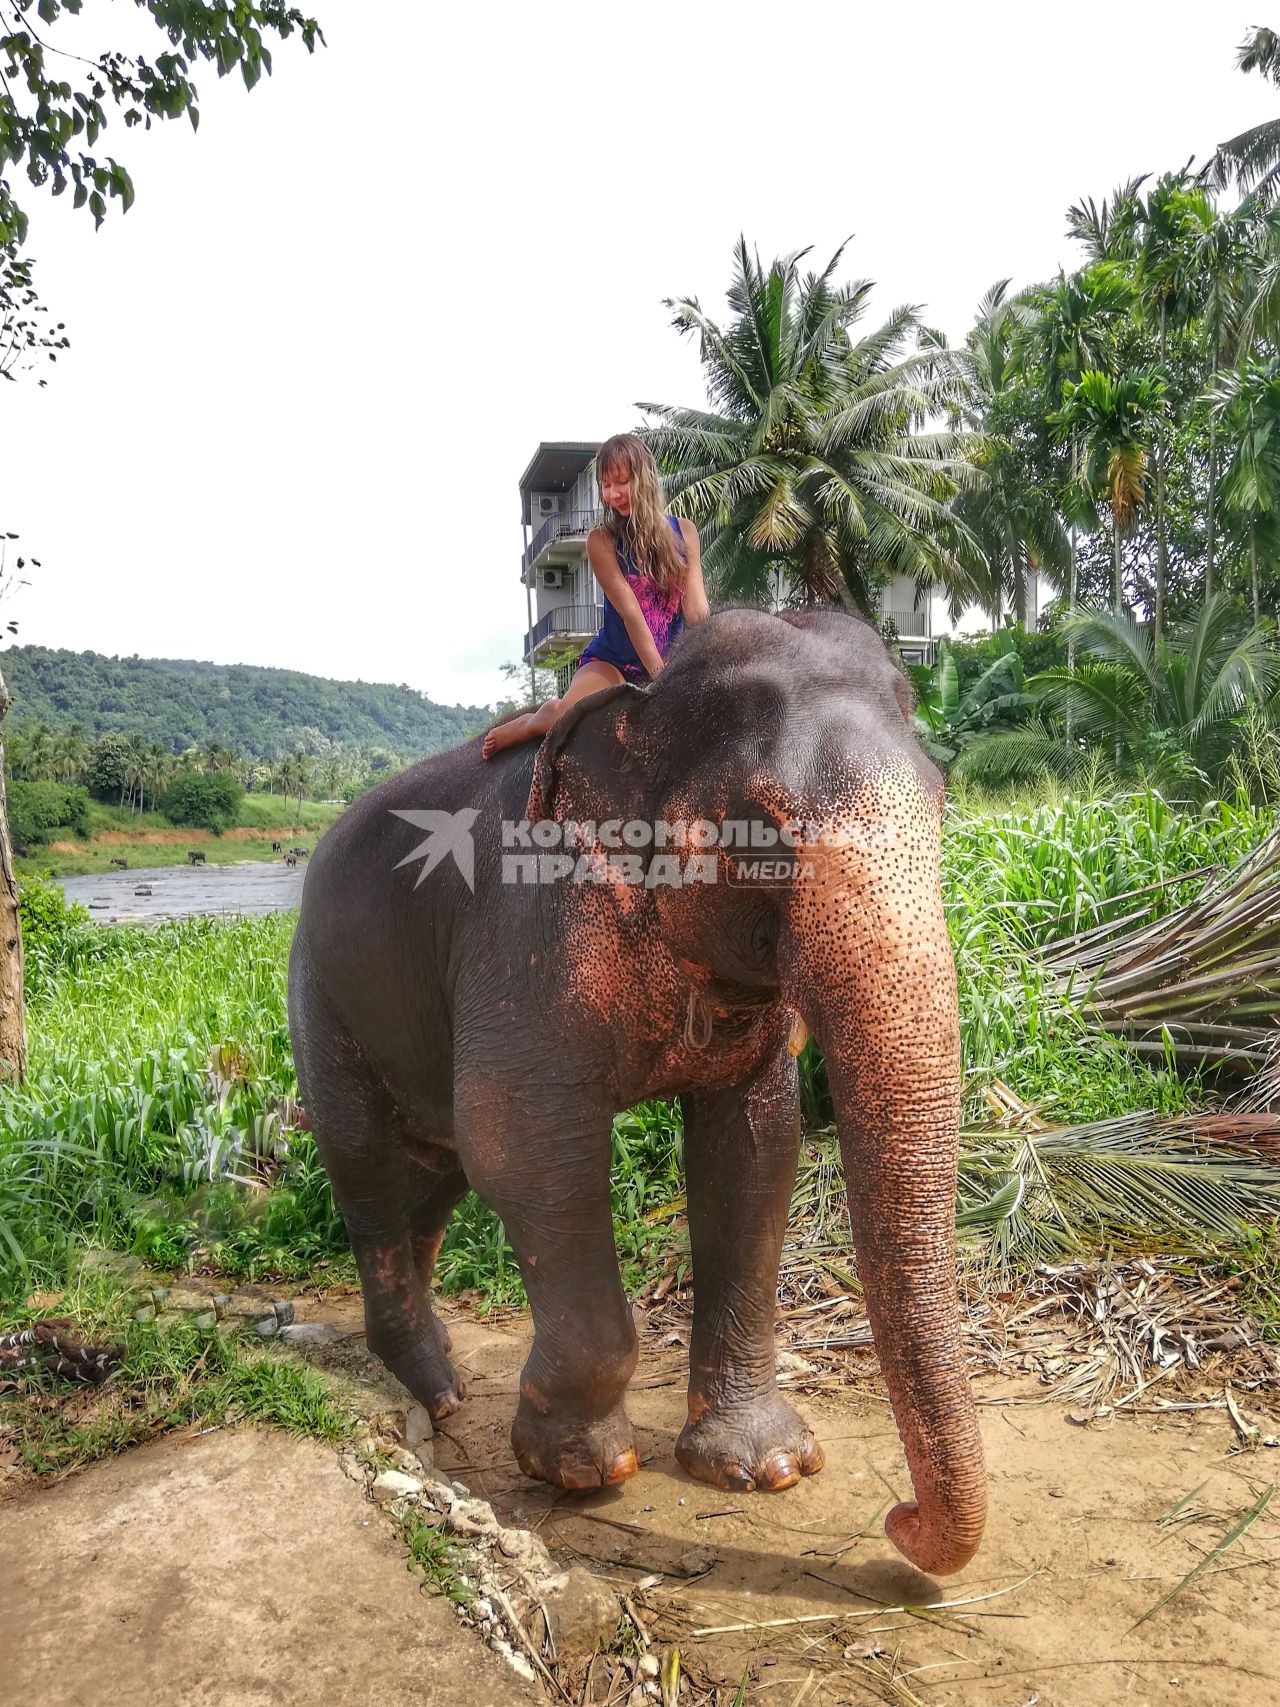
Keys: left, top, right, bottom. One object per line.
{"left": 576, "top": 515, "right": 686, "bottom": 685}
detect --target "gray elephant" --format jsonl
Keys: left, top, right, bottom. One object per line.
{"left": 287, "top": 607, "right": 984, "bottom": 1577}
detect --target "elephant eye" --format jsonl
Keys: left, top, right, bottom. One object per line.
{"left": 746, "top": 904, "right": 778, "bottom": 966}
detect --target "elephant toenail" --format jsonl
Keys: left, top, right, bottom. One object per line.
{"left": 724, "top": 1464, "right": 756, "bottom": 1493}
{"left": 605, "top": 1448, "right": 639, "bottom": 1483}
{"left": 762, "top": 1453, "right": 801, "bottom": 1490}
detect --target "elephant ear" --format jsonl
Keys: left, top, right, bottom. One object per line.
{"left": 525, "top": 682, "right": 652, "bottom": 824}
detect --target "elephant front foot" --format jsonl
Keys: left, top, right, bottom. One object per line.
{"left": 512, "top": 1395, "right": 639, "bottom": 1490}
{"left": 676, "top": 1391, "right": 825, "bottom": 1492}
{"left": 370, "top": 1329, "right": 466, "bottom": 1422}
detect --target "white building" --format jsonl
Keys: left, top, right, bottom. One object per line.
{"left": 518, "top": 440, "right": 938, "bottom": 692}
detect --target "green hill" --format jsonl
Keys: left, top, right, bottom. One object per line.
{"left": 2, "top": 647, "right": 492, "bottom": 760}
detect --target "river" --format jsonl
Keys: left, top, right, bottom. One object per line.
{"left": 59, "top": 860, "right": 307, "bottom": 924}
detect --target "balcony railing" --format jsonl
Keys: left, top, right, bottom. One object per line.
{"left": 880, "top": 603, "right": 930, "bottom": 638}
{"left": 524, "top": 602, "right": 603, "bottom": 660}
{"left": 522, "top": 507, "right": 598, "bottom": 576}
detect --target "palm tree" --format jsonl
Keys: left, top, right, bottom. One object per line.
{"left": 1065, "top": 177, "right": 1148, "bottom": 262}
{"left": 955, "top": 596, "right": 1280, "bottom": 795}
{"left": 1134, "top": 172, "right": 1205, "bottom": 636}
{"left": 945, "top": 283, "right": 1069, "bottom": 628}
{"left": 1215, "top": 27, "right": 1280, "bottom": 206}
{"left": 1053, "top": 370, "right": 1165, "bottom": 616}
{"left": 1215, "top": 355, "right": 1280, "bottom": 624}
{"left": 1188, "top": 201, "right": 1254, "bottom": 596}
{"left": 1030, "top": 263, "right": 1137, "bottom": 680}
{"left": 638, "top": 237, "right": 984, "bottom": 615}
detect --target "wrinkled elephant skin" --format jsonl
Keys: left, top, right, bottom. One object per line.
{"left": 287, "top": 608, "right": 986, "bottom": 1576}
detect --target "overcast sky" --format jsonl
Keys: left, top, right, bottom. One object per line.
{"left": 3, "top": 1, "right": 1275, "bottom": 711}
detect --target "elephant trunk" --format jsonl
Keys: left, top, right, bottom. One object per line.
{"left": 782, "top": 785, "right": 985, "bottom": 1577}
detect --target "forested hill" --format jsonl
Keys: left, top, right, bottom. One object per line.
{"left": 2, "top": 647, "right": 492, "bottom": 760}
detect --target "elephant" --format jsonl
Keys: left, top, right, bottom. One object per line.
{"left": 186, "top": 850, "right": 206, "bottom": 866}
{"left": 287, "top": 606, "right": 985, "bottom": 1578}
{"left": 109, "top": 856, "right": 129, "bottom": 870}
{"left": 272, "top": 841, "right": 283, "bottom": 854}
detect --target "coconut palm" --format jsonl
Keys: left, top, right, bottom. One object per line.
{"left": 638, "top": 237, "right": 984, "bottom": 614}
{"left": 1215, "top": 27, "right": 1280, "bottom": 206}
{"left": 954, "top": 595, "right": 1280, "bottom": 795}
{"left": 1215, "top": 355, "right": 1280, "bottom": 623}
{"left": 1052, "top": 369, "right": 1165, "bottom": 615}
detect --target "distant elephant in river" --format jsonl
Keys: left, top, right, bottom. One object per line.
{"left": 287, "top": 608, "right": 985, "bottom": 1578}
{"left": 291, "top": 846, "right": 309, "bottom": 859}
{"left": 283, "top": 851, "right": 298, "bottom": 867}
{"left": 187, "top": 850, "right": 206, "bottom": 866}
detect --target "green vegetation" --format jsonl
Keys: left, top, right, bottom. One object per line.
{"left": 0, "top": 1269, "right": 351, "bottom": 1480}
{"left": 160, "top": 770, "right": 246, "bottom": 831}
{"left": 4, "top": 647, "right": 490, "bottom": 769}
{"left": 4, "top": 789, "right": 1277, "bottom": 1323}
{"left": 6, "top": 779, "right": 90, "bottom": 849}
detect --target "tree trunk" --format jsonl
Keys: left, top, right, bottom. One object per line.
{"left": 1251, "top": 521, "right": 1260, "bottom": 627}
{"left": 1206, "top": 328, "right": 1220, "bottom": 602}
{"left": 1154, "top": 302, "right": 1168, "bottom": 640}
{"left": 1013, "top": 542, "right": 1027, "bottom": 628}
{"left": 1113, "top": 512, "right": 1124, "bottom": 614}
{"left": 1066, "top": 524, "right": 1077, "bottom": 738}
{"left": 0, "top": 663, "right": 28, "bottom": 1083}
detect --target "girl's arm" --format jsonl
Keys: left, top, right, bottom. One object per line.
{"left": 677, "top": 518, "right": 710, "bottom": 624}
{"left": 586, "top": 529, "right": 666, "bottom": 678}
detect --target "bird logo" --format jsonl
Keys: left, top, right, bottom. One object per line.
{"left": 390, "top": 808, "right": 481, "bottom": 892}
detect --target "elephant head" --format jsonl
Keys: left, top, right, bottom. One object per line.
{"left": 523, "top": 605, "right": 985, "bottom": 1577}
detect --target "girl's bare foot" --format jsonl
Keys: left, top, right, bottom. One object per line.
{"left": 482, "top": 715, "right": 532, "bottom": 759}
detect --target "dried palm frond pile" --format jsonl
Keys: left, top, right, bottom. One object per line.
{"left": 1041, "top": 822, "right": 1280, "bottom": 1074}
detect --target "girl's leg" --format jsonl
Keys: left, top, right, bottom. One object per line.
{"left": 481, "top": 659, "right": 624, "bottom": 758}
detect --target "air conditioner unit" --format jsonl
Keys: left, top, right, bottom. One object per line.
{"left": 538, "top": 495, "right": 558, "bottom": 516}
{"left": 542, "top": 568, "right": 566, "bottom": 589}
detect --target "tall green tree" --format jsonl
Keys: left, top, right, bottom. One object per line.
{"left": 639, "top": 237, "right": 983, "bottom": 615}
{"left": 943, "top": 283, "right": 1069, "bottom": 628}
{"left": 1215, "top": 355, "right": 1280, "bottom": 623}
{"left": 1053, "top": 369, "right": 1166, "bottom": 615}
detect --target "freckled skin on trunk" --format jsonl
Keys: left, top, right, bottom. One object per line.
{"left": 779, "top": 762, "right": 986, "bottom": 1577}
{"left": 288, "top": 606, "right": 988, "bottom": 1574}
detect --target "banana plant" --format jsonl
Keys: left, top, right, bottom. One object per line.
{"left": 910, "top": 635, "right": 1038, "bottom": 764}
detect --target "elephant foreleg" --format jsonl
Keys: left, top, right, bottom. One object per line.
{"left": 455, "top": 1073, "right": 639, "bottom": 1490}
{"left": 676, "top": 1046, "right": 825, "bottom": 1493}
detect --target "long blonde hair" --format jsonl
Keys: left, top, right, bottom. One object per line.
{"left": 598, "top": 433, "right": 686, "bottom": 595}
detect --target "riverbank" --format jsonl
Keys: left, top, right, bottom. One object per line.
{"left": 17, "top": 796, "right": 344, "bottom": 878}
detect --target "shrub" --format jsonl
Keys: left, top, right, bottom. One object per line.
{"left": 17, "top": 871, "right": 91, "bottom": 994}
{"left": 6, "top": 780, "right": 91, "bottom": 846}
{"left": 161, "top": 771, "right": 245, "bottom": 831}
{"left": 85, "top": 732, "right": 134, "bottom": 801}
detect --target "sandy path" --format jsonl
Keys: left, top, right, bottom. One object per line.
{"left": 0, "top": 1425, "right": 535, "bottom": 1707}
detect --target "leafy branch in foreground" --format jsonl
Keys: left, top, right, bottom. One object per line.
{"left": 0, "top": 1, "right": 324, "bottom": 249}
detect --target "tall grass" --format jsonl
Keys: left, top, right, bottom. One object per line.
{"left": 2, "top": 788, "right": 1275, "bottom": 1308}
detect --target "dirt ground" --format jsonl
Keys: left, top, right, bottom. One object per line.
{"left": 47, "top": 826, "right": 311, "bottom": 851}
{"left": 296, "top": 1289, "right": 1280, "bottom": 1707}
{"left": 0, "top": 1424, "right": 535, "bottom": 1707}
{"left": 4, "top": 1286, "right": 1279, "bottom": 1707}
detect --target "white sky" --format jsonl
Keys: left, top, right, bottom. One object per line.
{"left": 3, "top": 1, "right": 1275, "bottom": 711}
